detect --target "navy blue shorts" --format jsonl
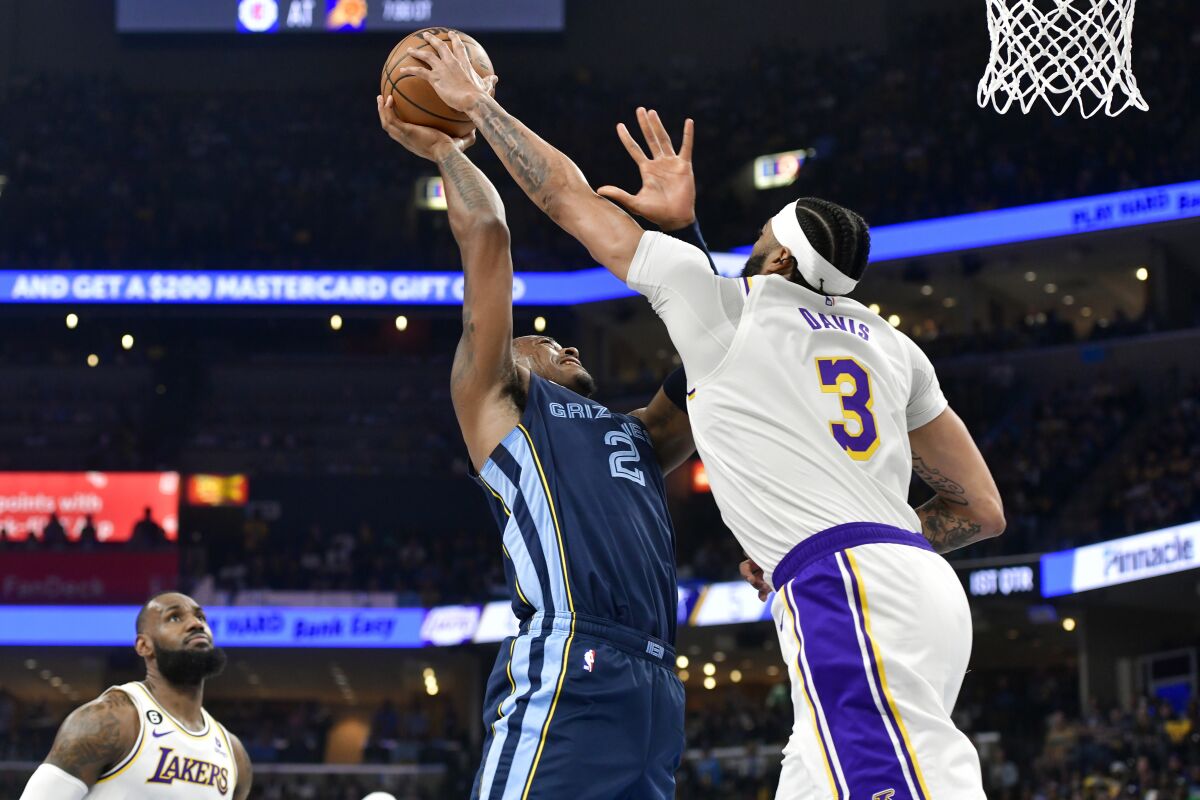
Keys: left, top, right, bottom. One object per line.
{"left": 471, "top": 612, "right": 685, "bottom": 800}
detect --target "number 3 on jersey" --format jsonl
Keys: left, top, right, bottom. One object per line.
{"left": 815, "top": 357, "right": 880, "bottom": 461}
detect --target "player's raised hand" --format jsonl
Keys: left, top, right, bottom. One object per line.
{"left": 377, "top": 94, "right": 475, "bottom": 160}
{"left": 598, "top": 108, "right": 696, "bottom": 232}
{"left": 739, "top": 558, "right": 772, "bottom": 602}
{"left": 398, "top": 31, "right": 495, "bottom": 113}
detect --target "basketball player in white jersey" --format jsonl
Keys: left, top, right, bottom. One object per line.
{"left": 402, "top": 33, "right": 1006, "bottom": 799}
{"left": 20, "top": 592, "right": 252, "bottom": 799}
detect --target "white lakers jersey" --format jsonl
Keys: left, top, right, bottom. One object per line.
{"left": 627, "top": 232, "right": 947, "bottom": 586}
{"left": 87, "top": 682, "right": 237, "bottom": 799}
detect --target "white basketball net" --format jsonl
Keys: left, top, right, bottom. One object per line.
{"left": 977, "top": 0, "right": 1149, "bottom": 117}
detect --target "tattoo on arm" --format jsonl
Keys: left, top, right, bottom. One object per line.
{"left": 912, "top": 456, "right": 980, "bottom": 552}
{"left": 469, "top": 96, "right": 553, "bottom": 210}
{"left": 438, "top": 150, "right": 490, "bottom": 212}
{"left": 916, "top": 497, "right": 984, "bottom": 553}
{"left": 912, "top": 456, "right": 969, "bottom": 505}
{"left": 45, "top": 691, "right": 134, "bottom": 781}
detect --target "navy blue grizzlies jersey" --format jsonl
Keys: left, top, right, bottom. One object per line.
{"left": 476, "top": 372, "right": 678, "bottom": 644}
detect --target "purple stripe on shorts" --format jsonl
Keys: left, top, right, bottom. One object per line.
{"left": 789, "top": 552, "right": 919, "bottom": 799}
{"left": 782, "top": 587, "right": 844, "bottom": 799}
{"left": 843, "top": 553, "right": 927, "bottom": 800}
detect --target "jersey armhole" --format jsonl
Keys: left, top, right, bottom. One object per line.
{"left": 684, "top": 276, "right": 768, "bottom": 392}
{"left": 894, "top": 328, "right": 927, "bottom": 428}
{"left": 95, "top": 687, "right": 145, "bottom": 782}
{"left": 215, "top": 721, "right": 238, "bottom": 788}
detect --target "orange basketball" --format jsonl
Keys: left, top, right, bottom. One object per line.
{"left": 380, "top": 28, "right": 494, "bottom": 138}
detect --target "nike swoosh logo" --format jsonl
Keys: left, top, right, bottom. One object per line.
{"left": 151, "top": 730, "right": 173, "bottom": 738}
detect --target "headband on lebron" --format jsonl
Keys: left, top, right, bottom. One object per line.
{"left": 770, "top": 200, "right": 859, "bottom": 296}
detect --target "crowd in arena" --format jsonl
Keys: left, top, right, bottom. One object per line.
{"left": 126, "top": 367, "right": 1200, "bottom": 601}
{"left": 180, "top": 519, "right": 506, "bottom": 607}
{"left": 3, "top": 682, "right": 1197, "bottom": 798}
{"left": 9, "top": 357, "right": 1199, "bottom": 601}
{"left": 0, "top": 508, "right": 171, "bottom": 550}
{"left": 965, "top": 378, "right": 1145, "bottom": 557}
{"left": 3, "top": 1, "right": 1200, "bottom": 798}
{"left": 1100, "top": 386, "right": 1200, "bottom": 541}
{"left": 0, "top": 1, "right": 1197, "bottom": 271}
{"left": 959, "top": 676, "right": 1200, "bottom": 800}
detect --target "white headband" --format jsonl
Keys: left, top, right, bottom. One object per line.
{"left": 770, "top": 200, "right": 859, "bottom": 296}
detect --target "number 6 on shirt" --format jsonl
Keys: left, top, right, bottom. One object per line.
{"left": 815, "top": 357, "right": 880, "bottom": 461}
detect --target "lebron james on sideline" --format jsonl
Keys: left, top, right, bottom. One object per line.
{"left": 20, "top": 592, "right": 252, "bottom": 799}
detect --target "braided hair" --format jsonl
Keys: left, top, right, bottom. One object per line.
{"left": 790, "top": 198, "right": 871, "bottom": 291}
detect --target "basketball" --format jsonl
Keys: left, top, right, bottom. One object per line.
{"left": 380, "top": 28, "right": 494, "bottom": 138}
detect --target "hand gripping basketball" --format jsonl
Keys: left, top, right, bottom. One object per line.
{"left": 398, "top": 31, "right": 495, "bottom": 115}
{"left": 376, "top": 94, "right": 476, "bottom": 161}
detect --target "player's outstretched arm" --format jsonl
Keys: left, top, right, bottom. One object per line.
{"left": 377, "top": 94, "right": 522, "bottom": 470}
{"left": 21, "top": 690, "right": 138, "bottom": 797}
{"left": 398, "top": 32, "right": 646, "bottom": 281}
{"left": 228, "top": 731, "right": 254, "bottom": 800}
{"left": 439, "top": 146, "right": 525, "bottom": 469}
{"left": 600, "top": 108, "right": 717, "bottom": 274}
{"left": 909, "top": 408, "right": 1006, "bottom": 553}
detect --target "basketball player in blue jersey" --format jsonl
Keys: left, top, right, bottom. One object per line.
{"left": 403, "top": 33, "right": 1007, "bottom": 800}
{"left": 378, "top": 91, "right": 701, "bottom": 799}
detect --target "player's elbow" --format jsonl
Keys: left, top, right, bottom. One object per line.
{"left": 977, "top": 495, "right": 1006, "bottom": 540}
{"left": 463, "top": 215, "right": 510, "bottom": 250}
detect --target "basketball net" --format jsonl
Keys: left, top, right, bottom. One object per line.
{"left": 977, "top": 0, "right": 1149, "bottom": 117}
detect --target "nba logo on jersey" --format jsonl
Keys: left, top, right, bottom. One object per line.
{"left": 583, "top": 649, "right": 596, "bottom": 672}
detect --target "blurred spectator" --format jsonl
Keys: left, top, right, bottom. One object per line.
{"left": 130, "top": 506, "right": 168, "bottom": 549}
{"left": 40, "top": 514, "right": 67, "bottom": 549}
{"left": 78, "top": 514, "right": 98, "bottom": 549}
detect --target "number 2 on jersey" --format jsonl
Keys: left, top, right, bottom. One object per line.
{"left": 815, "top": 357, "right": 880, "bottom": 461}
{"left": 605, "top": 429, "right": 647, "bottom": 486}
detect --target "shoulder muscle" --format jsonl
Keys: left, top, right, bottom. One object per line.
{"left": 45, "top": 689, "right": 138, "bottom": 785}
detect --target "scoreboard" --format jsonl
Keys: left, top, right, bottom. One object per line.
{"left": 116, "top": 0, "right": 565, "bottom": 34}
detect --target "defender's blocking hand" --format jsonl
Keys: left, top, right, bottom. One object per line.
{"left": 598, "top": 108, "right": 696, "bottom": 232}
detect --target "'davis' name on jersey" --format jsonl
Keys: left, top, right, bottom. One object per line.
{"left": 798, "top": 309, "right": 872, "bottom": 341}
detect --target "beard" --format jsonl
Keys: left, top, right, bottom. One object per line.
{"left": 741, "top": 252, "right": 767, "bottom": 278}
{"left": 154, "top": 641, "right": 228, "bottom": 686}
{"left": 571, "top": 370, "right": 597, "bottom": 398}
